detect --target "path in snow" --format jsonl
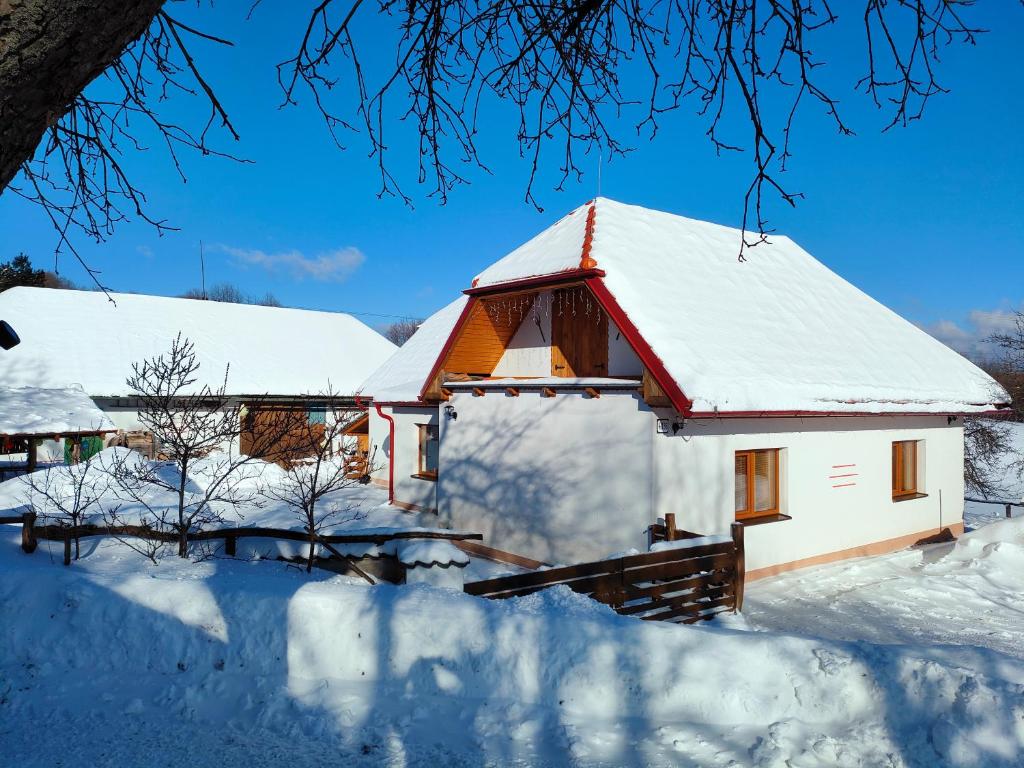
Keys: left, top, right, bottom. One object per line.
{"left": 744, "top": 515, "right": 1024, "bottom": 660}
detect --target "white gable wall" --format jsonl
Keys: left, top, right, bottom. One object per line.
{"left": 492, "top": 297, "right": 551, "bottom": 377}
{"left": 437, "top": 390, "right": 655, "bottom": 563}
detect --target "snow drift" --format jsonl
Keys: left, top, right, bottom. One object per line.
{"left": 2, "top": 522, "right": 1024, "bottom": 767}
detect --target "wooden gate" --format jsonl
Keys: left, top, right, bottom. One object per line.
{"left": 465, "top": 523, "right": 745, "bottom": 624}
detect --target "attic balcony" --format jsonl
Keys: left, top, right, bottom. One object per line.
{"left": 442, "top": 376, "right": 643, "bottom": 399}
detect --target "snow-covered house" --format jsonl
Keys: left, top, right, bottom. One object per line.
{"left": 0, "top": 287, "right": 396, "bottom": 456}
{"left": 359, "top": 198, "right": 1008, "bottom": 577}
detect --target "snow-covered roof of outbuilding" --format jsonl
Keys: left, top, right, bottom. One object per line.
{"left": 0, "top": 288, "right": 397, "bottom": 397}
{"left": 0, "top": 386, "right": 114, "bottom": 436}
{"left": 358, "top": 296, "right": 468, "bottom": 403}
{"left": 470, "top": 197, "right": 1007, "bottom": 415}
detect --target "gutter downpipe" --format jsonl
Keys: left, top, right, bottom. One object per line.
{"left": 374, "top": 403, "right": 396, "bottom": 505}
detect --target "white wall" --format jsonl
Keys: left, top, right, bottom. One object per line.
{"left": 492, "top": 296, "right": 551, "bottom": 377}
{"left": 437, "top": 390, "right": 655, "bottom": 563}
{"left": 607, "top": 323, "right": 642, "bottom": 377}
{"left": 652, "top": 415, "right": 965, "bottom": 572}
{"left": 437, "top": 396, "right": 965, "bottom": 571}
{"left": 368, "top": 405, "right": 439, "bottom": 512}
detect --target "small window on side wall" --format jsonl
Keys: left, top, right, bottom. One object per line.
{"left": 735, "top": 448, "right": 780, "bottom": 520}
{"left": 892, "top": 440, "right": 919, "bottom": 499}
{"left": 417, "top": 424, "right": 439, "bottom": 479}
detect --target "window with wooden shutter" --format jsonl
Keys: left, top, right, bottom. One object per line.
{"left": 892, "top": 440, "right": 919, "bottom": 499}
{"left": 735, "top": 448, "right": 780, "bottom": 520}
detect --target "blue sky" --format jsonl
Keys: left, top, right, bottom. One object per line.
{"left": 1, "top": 3, "right": 1021, "bottom": 347}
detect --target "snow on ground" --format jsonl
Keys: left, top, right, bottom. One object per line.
{"left": 2, "top": 526, "right": 1024, "bottom": 768}
{"left": 0, "top": 447, "right": 429, "bottom": 534}
{"left": 745, "top": 516, "right": 1024, "bottom": 663}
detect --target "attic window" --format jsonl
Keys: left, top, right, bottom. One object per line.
{"left": 307, "top": 407, "right": 327, "bottom": 426}
{"left": 735, "top": 449, "right": 780, "bottom": 520}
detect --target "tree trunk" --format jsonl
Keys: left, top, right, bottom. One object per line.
{"left": 0, "top": 0, "right": 166, "bottom": 190}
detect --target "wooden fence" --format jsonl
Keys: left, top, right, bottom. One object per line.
{"left": 0, "top": 511, "right": 481, "bottom": 580}
{"left": 465, "top": 521, "right": 745, "bottom": 624}
{"left": 965, "top": 497, "right": 1022, "bottom": 519}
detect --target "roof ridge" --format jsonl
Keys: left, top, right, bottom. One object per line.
{"left": 579, "top": 199, "right": 598, "bottom": 270}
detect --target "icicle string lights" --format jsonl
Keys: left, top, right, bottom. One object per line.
{"left": 482, "top": 288, "right": 604, "bottom": 327}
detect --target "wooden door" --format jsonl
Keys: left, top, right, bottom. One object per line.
{"left": 241, "top": 407, "right": 322, "bottom": 464}
{"left": 550, "top": 288, "right": 608, "bottom": 377}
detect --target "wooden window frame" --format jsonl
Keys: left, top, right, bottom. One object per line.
{"left": 891, "top": 440, "right": 919, "bottom": 500}
{"left": 415, "top": 423, "right": 439, "bottom": 481}
{"left": 734, "top": 448, "right": 781, "bottom": 521}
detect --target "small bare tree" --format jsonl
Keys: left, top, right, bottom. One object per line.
{"left": 21, "top": 447, "right": 108, "bottom": 561}
{"left": 963, "top": 416, "right": 1024, "bottom": 500}
{"left": 110, "top": 333, "right": 281, "bottom": 558}
{"left": 260, "top": 390, "right": 375, "bottom": 572}
{"left": 383, "top": 318, "right": 422, "bottom": 347}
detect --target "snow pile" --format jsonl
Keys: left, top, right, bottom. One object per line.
{"left": 473, "top": 198, "right": 1005, "bottom": 413}
{"left": 0, "top": 385, "right": 114, "bottom": 436}
{"left": 390, "top": 539, "right": 469, "bottom": 568}
{"left": 0, "top": 287, "right": 397, "bottom": 396}
{"left": 746, "top": 515, "right": 1024, "bottom": 662}
{"left": 0, "top": 531, "right": 1022, "bottom": 766}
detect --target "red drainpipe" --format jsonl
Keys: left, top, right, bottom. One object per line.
{"left": 374, "top": 403, "right": 396, "bottom": 504}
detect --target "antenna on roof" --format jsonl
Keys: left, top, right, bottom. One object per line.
{"left": 199, "top": 241, "right": 207, "bottom": 300}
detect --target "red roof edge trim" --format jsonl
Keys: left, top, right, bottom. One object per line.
{"left": 464, "top": 268, "right": 606, "bottom": 296}
{"left": 585, "top": 276, "right": 693, "bottom": 416}
{"left": 418, "top": 296, "right": 478, "bottom": 401}
{"left": 687, "top": 408, "right": 1006, "bottom": 419}
{"left": 580, "top": 202, "right": 598, "bottom": 270}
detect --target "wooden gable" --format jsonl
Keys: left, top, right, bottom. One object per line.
{"left": 424, "top": 293, "right": 531, "bottom": 399}
{"left": 550, "top": 287, "right": 608, "bottom": 377}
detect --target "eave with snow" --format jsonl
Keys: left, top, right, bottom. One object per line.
{"left": 359, "top": 198, "right": 1009, "bottom": 577}
{"left": 0, "top": 385, "right": 115, "bottom": 473}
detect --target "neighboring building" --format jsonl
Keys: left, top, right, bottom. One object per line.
{"left": 0, "top": 287, "right": 396, "bottom": 457}
{"left": 0, "top": 385, "right": 115, "bottom": 477}
{"left": 359, "top": 198, "right": 1008, "bottom": 577}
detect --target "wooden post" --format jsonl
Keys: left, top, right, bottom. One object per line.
{"left": 21, "top": 511, "right": 37, "bottom": 553}
{"left": 26, "top": 439, "right": 37, "bottom": 473}
{"left": 665, "top": 513, "right": 677, "bottom": 541}
{"left": 225, "top": 534, "right": 237, "bottom": 557}
{"left": 63, "top": 529, "right": 72, "bottom": 566}
{"left": 731, "top": 522, "right": 745, "bottom": 613}
{"left": 1006, "top": 504, "right": 1012, "bottom": 519}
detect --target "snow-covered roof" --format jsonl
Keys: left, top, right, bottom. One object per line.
{"left": 0, "top": 288, "right": 397, "bottom": 397}
{"left": 470, "top": 197, "right": 1007, "bottom": 414}
{"left": 0, "top": 386, "right": 114, "bottom": 436}
{"left": 358, "top": 296, "right": 468, "bottom": 402}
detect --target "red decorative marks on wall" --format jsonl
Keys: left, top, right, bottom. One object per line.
{"left": 830, "top": 464, "right": 858, "bottom": 489}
